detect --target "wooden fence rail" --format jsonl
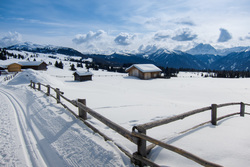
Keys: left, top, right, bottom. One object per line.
{"left": 29, "top": 80, "right": 249, "bottom": 167}
{"left": 132, "top": 101, "right": 249, "bottom": 166}
{"left": 3, "top": 72, "right": 18, "bottom": 81}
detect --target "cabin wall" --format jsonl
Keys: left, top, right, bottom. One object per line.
{"left": 128, "top": 67, "right": 139, "bottom": 77}
{"left": 38, "top": 63, "right": 48, "bottom": 70}
{"left": 128, "top": 67, "right": 161, "bottom": 79}
{"left": 22, "top": 63, "right": 47, "bottom": 70}
{"left": 74, "top": 74, "right": 92, "bottom": 81}
{"left": 8, "top": 64, "right": 22, "bottom": 72}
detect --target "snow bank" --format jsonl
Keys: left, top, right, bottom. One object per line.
{"left": 0, "top": 84, "right": 132, "bottom": 167}
{"left": 6, "top": 69, "right": 64, "bottom": 87}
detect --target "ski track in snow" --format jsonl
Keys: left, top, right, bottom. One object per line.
{"left": 0, "top": 88, "right": 45, "bottom": 167}
{"left": 0, "top": 90, "right": 27, "bottom": 166}
{"left": 0, "top": 85, "right": 131, "bottom": 167}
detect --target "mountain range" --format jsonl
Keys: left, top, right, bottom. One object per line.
{"left": 6, "top": 42, "right": 250, "bottom": 71}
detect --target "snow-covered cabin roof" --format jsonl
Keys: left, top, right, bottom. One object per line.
{"left": 18, "top": 61, "right": 46, "bottom": 66}
{"left": 126, "top": 64, "right": 162, "bottom": 73}
{"left": 74, "top": 70, "right": 93, "bottom": 76}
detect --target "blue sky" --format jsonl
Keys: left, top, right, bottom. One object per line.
{"left": 0, "top": 0, "right": 250, "bottom": 53}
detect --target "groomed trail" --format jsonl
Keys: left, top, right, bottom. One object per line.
{"left": 0, "top": 88, "right": 31, "bottom": 167}
{"left": 0, "top": 84, "right": 132, "bottom": 167}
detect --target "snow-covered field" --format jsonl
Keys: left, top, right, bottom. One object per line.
{"left": 1, "top": 51, "right": 250, "bottom": 166}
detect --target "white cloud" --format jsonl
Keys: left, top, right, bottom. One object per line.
{"left": 72, "top": 31, "right": 140, "bottom": 54}
{"left": 172, "top": 28, "right": 197, "bottom": 41}
{"left": 239, "top": 32, "right": 250, "bottom": 41}
{"left": 114, "top": 33, "right": 136, "bottom": 45}
{"left": 138, "top": 44, "right": 158, "bottom": 53}
{"left": 171, "top": 17, "right": 196, "bottom": 26}
{"left": 217, "top": 28, "right": 232, "bottom": 42}
{"left": 72, "top": 30, "right": 106, "bottom": 44}
{"left": 0, "top": 32, "right": 22, "bottom": 47}
{"left": 245, "top": 36, "right": 250, "bottom": 40}
{"left": 144, "top": 17, "right": 161, "bottom": 25}
{"left": 154, "top": 30, "right": 171, "bottom": 41}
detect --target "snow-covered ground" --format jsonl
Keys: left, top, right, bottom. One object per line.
{"left": 1, "top": 51, "right": 250, "bottom": 166}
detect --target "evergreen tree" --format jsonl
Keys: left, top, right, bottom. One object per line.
{"left": 58, "top": 61, "right": 63, "bottom": 69}
{"left": 55, "top": 61, "right": 59, "bottom": 68}
{"left": 85, "top": 63, "right": 90, "bottom": 70}
{"left": 94, "top": 64, "right": 99, "bottom": 71}
{"left": 70, "top": 64, "right": 76, "bottom": 71}
{"left": 0, "top": 51, "right": 7, "bottom": 60}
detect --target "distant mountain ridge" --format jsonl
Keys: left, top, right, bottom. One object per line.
{"left": 186, "top": 43, "right": 217, "bottom": 55}
{"left": 211, "top": 50, "right": 250, "bottom": 71}
{"left": 7, "top": 42, "right": 88, "bottom": 58}
{"left": 5, "top": 42, "right": 250, "bottom": 71}
{"left": 186, "top": 43, "right": 250, "bottom": 56}
{"left": 138, "top": 48, "right": 206, "bottom": 69}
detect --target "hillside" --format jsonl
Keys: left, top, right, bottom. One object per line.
{"left": 141, "top": 48, "right": 206, "bottom": 69}
{"left": 7, "top": 42, "right": 88, "bottom": 58}
{"left": 211, "top": 50, "right": 250, "bottom": 71}
{"left": 1, "top": 51, "right": 250, "bottom": 166}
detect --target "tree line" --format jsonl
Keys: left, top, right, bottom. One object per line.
{"left": 166, "top": 67, "right": 250, "bottom": 78}
{"left": 68, "top": 61, "right": 250, "bottom": 79}
{"left": 0, "top": 48, "right": 25, "bottom": 60}
{"left": 54, "top": 61, "right": 64, "bottom": 69}
{"left": 215, "top": 70, "right": 250, "bottom": 78}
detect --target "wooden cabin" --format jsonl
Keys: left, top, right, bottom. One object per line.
{"left": 126, "top": 64, "right": 162, "bottom": 80}
{"left": 19, "top": 61, "right": 47, "bottom": 70}
{"left": 7, "top": 63, "right": 22, "bottom": 72}
{"left": 73, "top": 70, "right": 93, "bottom": 81}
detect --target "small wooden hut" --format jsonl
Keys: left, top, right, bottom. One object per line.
{"left": 126, "top": 64, "right": 162, "bottom": 80}
{"left": 7, "top": 63, "right": 22, "bottom": 72}
{"left": 73, "top": 70, "right": 93, "bottom": 81}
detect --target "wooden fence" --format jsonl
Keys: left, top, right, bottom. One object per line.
{"left": 93, "top": 74, "right": 128, "bottom": 77}
{"left": 51, "top": 74, "right": 127, "bottom": 78}
{"left": 3, "top": 72, "right": 18, "bottom": 81}
{"left": 29, "top": 80, "right": 249, "bottom": 167}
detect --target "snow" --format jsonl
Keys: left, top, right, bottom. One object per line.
{"left": 75, "top": 70, "right": 93, "bottom": 76}
{"left": 126, "top": 64, "right": 162, "bottom": 73}
{"left": 0, "top": 74, "right": 131, "bottom": 167}
{"left": 18, "top": 61, "right": 45, "bottom": 66}
{"left": 1, "top": 51, "right": 250, "bottom": 166}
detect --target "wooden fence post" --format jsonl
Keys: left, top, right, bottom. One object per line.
{"left": 32, "top": 82, "right": 36, "bottom": 89}
{"left": 138, "top": 127, "right": 147, "bottom": 157}
{"left": 46, "top": 85, "right": 50, "bottom": 96}
{"left": 56, "top": 88, "right": 61, "bottom": 103}
{"left": 240, "top": 102, "right": 245, "bottom": 117}
{"left": 78, "top": 99, "right": 87, "bottom": 120}
{"left": 211, "top": 104, "right": 217, "bottom": 125}
{"left": 133, "top": 126, "right": 147, "bottom": 167}
{"left": 37, "top": 83, "right": 41, "bottom": 91}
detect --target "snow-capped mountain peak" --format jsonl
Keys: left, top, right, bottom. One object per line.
{"left": 186, "top": 43, "right": 217, "bottom": 55}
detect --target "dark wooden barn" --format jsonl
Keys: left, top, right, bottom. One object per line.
{"left": 73, "top": 70, "right": 93, "bottom": 81}
{"left": 19, "top": 61, "right": 47, "bottom": 70}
